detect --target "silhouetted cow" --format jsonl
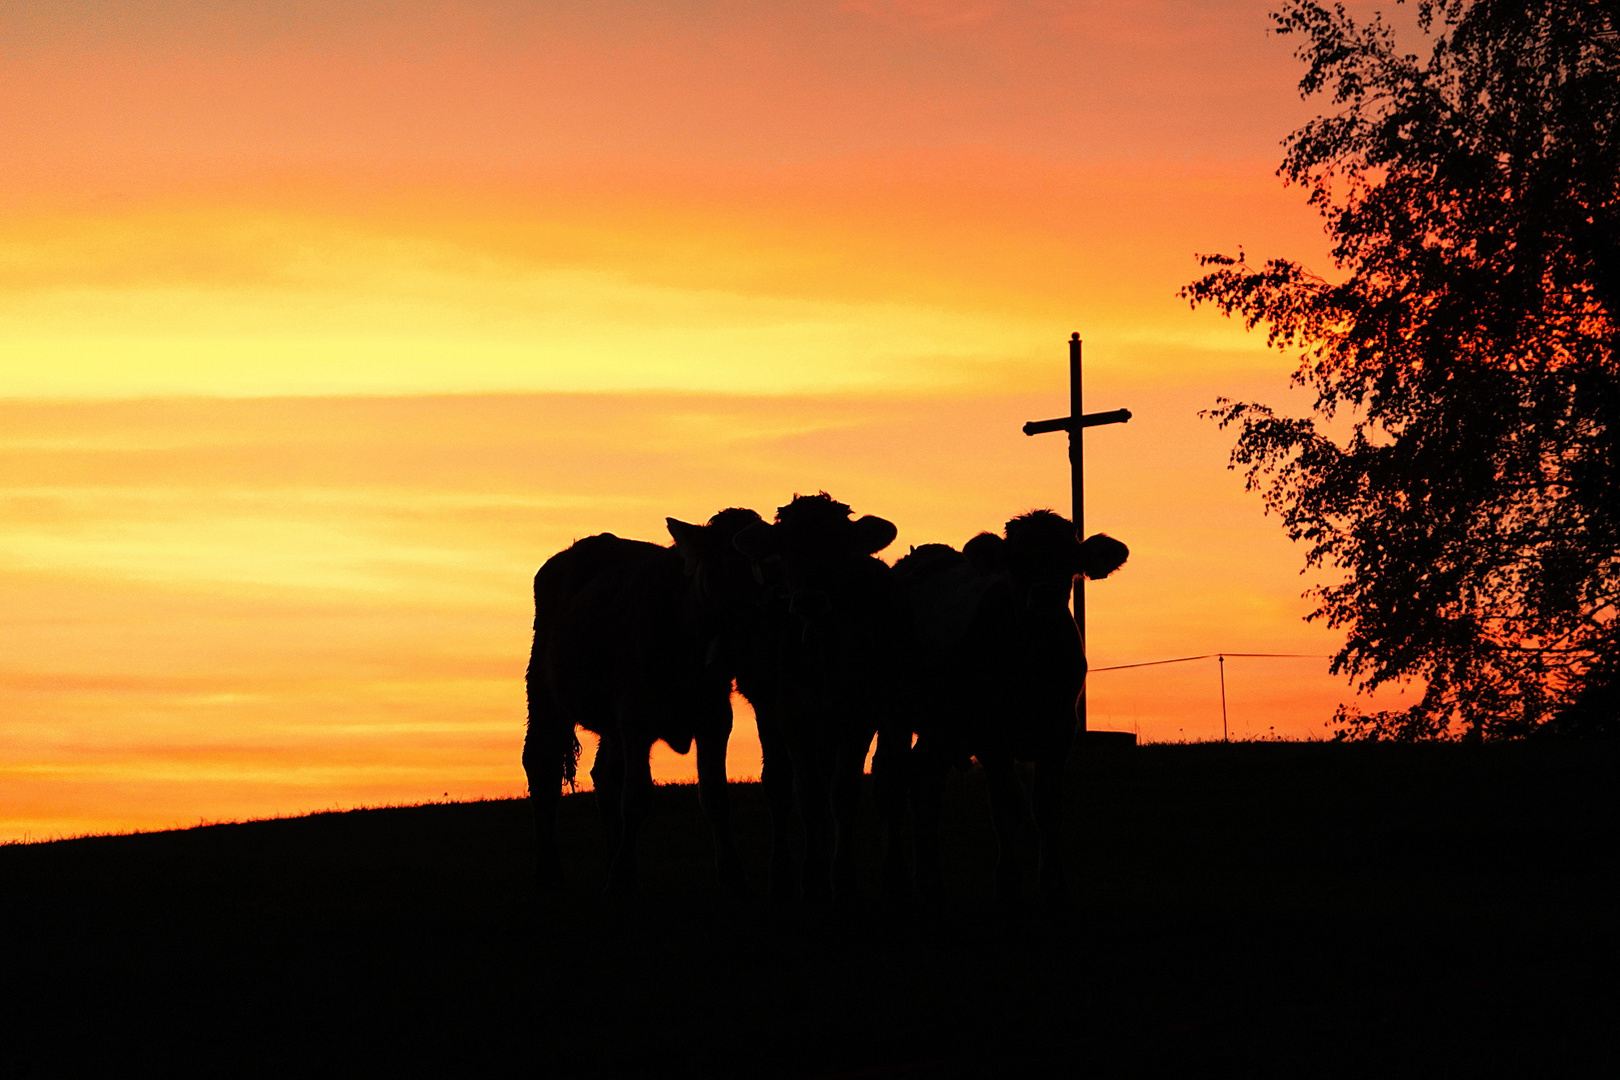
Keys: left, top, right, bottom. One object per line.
{"left": 733, "top": 493, "right": 911, "bottom": 901}
{"left": 894, "top": 510, "right": 1128, "bottom": 897}
{"left": 523, "top": 508, "right": 763, "bottom": 893}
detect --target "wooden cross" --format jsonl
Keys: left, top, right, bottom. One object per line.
{"left": 1022, "top": 332, "right": 1131, "bottom": 734}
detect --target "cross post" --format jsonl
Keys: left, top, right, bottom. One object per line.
{"left": 1022, "top": 332, "right": 1131, "bottom": 734}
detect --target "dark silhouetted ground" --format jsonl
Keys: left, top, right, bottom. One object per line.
{"left": 3, "top": 742, "right": 1617, "bottom": 1076}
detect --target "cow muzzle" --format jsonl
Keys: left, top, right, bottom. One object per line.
{"left": 788, "top": 589, "right": 833, "bottom": 642}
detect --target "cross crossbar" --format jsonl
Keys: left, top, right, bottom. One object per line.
{"left": 1021, "top": 408, "right": 1133, "bottom": 437}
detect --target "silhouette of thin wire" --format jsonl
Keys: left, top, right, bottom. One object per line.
{"left": 1090, "top": 652, "right": 1328, "bottom": 672}
{"left": 1089, "top": 653, "right": 1331, "bottom": 741}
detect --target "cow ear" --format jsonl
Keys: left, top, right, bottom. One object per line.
{"left": 666, "top": 517, "right": 702, "bottom": 548}
{"left": 733, "top": 521, "right": 780, "bottom": 562}
{"left": 963, "top": 532, "right": 1004, "bottom": 573}
{"left": 666, "top": 517, "right": 706, "bottom": 576}
{"left": 1079, "top": 533, "right": 1129, "bottom": 580}
{"left": 852, "top": 515, "right": 897, "bottom": 555}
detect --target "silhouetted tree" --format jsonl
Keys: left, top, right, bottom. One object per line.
{"left": 1184, "top": 1, "right": 1620, "bottom": 738}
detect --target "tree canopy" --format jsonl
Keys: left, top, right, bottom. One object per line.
{"left": 1184, "top": 0, "right": 1620, "bottom": 738}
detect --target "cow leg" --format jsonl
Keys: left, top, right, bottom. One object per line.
{"left": 755, "top": 704, "right": 800, "bottom": 900}
{"left": 828, "top": 743, "right": 865, "bottom": 903}
{"left": 983, "top": 754, "right": 1027, "bottom": 899}
{"left": 592, "top": 731, "right": 626, "bottom": 856}
{"left": 909, "top": 734, "right": 948, "bottom": 897}
{"left": 521, "top": 705, "right": 572, "bottom": 890}
{"left": 1032, "top": 726, "right": 1075, "bottom": 899}
{"left": 795, "top": 744, "right": 836, "bottom": 903}
{"left": 696, "top": 725, "right": 746, "bottom": 896}
{"left": 869, "top": 726, "right": 911, "bottom": 897}
{"left": 605, "top": 734, "right": 654, "bottom": 895}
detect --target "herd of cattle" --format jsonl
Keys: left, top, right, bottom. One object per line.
{"left": 523, "top": 493, "right": 1129, "bottom": 901}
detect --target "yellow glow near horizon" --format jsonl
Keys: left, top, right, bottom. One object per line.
{"left": 0, "top": 387, "right": 1380, "bottom": 841}
{"left": 0, "top": 158, "right": 1318, "bottom": 400}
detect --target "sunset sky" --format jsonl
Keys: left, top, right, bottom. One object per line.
{"left": 0, "top": 0, "right": 1413, "bottom": 841}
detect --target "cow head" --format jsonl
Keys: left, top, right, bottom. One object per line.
{"left": 667, "top": 506, "right": 766, "bottom": 662}
{"left": 733, "top": 492, "right": 897, "bottom": 638}
{"left": 734, "top": 493, "right": 894, "bottom": 585}
{"left": 964, "top": 509, "right": 1128, "bottom": 609}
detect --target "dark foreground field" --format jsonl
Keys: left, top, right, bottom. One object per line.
{"left": 4, "top": 742, "right": 1618, "bottom": 1077}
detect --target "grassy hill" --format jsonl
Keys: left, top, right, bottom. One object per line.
{"left": 3, "top": 742, "right": 1617, "bottom": 1076}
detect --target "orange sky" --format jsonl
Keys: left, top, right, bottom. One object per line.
{"left": 0, "top": 1, "right": 1411, "bottom": 841}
